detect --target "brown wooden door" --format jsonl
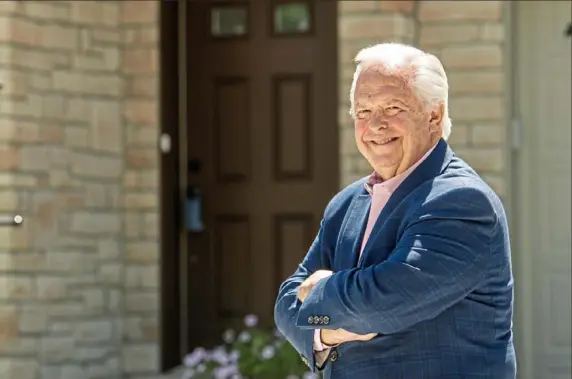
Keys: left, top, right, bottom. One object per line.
{"left": 183, "top": 0, "right": 338, "bottom": 350}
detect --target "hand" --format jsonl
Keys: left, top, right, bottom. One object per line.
{"left": 297, "top": 270, "right": 333, "bottom": 303}
{"left": 321, "top": 328, "right": 377, "bottom": 346}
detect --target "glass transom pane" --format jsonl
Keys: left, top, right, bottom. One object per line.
{"left": 273, "top": 3, "right": 311, "bottom": 35}
{"left": 211, "top": 7, "right": 248, "bottom": 37}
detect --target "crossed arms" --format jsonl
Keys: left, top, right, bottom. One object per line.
{"left": 274, "top": 187, "right": 498, "bottom": 370}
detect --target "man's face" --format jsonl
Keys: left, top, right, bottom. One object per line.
{"left": 353, "top": 64, "right": 443, "bottom": 180}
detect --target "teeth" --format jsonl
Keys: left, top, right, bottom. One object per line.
{"left": 376, "top": 137, "right": 395, "bottom": 145}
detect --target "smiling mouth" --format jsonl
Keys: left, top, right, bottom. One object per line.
{"left": 371, "top": 137, "right": 399, "bottom": 146}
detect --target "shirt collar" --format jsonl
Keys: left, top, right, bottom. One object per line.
{"left": 364, "top": 143, "right": 438, "bottom": 195}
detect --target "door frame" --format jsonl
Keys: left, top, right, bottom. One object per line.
{"left": 159, "top": 0, "right": 339, "bottom": 372}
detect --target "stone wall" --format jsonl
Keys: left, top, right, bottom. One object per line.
{"left": 0, "top": 1, "right": 161, "bottom": 378}
{"left": 120, "top": 1, "right": 161, "bottom": 378}
{"left": 337, "top": 0, "right": 509, "bottom": 198}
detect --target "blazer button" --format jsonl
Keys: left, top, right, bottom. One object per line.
{"left": 308, "top": 316, "right": 315, "bottom": 324}
{"left": 323, "top": 316, "right": 330, "bottom": 325}
{"left": 330, "top": 350, "right": 339, "bottom": 362}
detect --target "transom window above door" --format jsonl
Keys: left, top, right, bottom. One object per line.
{"left": 272, "top": 2, "right": 312, "bottom": 35}
{"left": 211, "top": 5, "right": 248, "bottom": 37}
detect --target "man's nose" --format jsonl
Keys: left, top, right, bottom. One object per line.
{"left": 368, "top": 112, "right": 388, "bottom": 130}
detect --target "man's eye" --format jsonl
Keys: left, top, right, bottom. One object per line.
{"left": 386, "top": 106, "right": 402, "bottom": 114}
{"left": 356, "top": 110, "right": 371, "bottom": 118}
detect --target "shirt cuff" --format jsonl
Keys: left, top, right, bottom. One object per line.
{"left": 313, "top": 329, "right": 336, "bottom": 351}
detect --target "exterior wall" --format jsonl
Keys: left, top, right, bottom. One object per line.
{"left": 0, "top": 1, "right": 509, "bottom": 379}
{"left": 0, "top": 1, "right": 161, "bottom": 379}
{"left": 338, "top": 0, "right": 509, "bottom": 199}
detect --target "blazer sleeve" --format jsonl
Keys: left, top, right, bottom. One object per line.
{"left": 295, "top": 186, "right": 498, "bottom": 335}
{"left": 274, "top": 218, "right": 331, "bottom": 372}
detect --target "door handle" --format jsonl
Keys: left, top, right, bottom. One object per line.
{"left": 0, "top": 214, "right": 23, "bottom": 226}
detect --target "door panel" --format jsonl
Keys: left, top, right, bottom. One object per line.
{"left": 183, "top": 0, "right": 338, "bottom": 350}
{"left": 516, "top": 2, "right": 571, "bottom": 378}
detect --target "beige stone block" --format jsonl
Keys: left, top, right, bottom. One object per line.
{"left": 127, "top": 77, "right": 158, "bottom": 98}
{"left": 122, "top": 1, "right": 158, "bottom": 24}
{"left": 0, "top": 358, "right": 38, "bottom": 379}
{"left": 46, "top": 303, "right": 84, "bottom": 318}
{"left": 52, "top": 71, "right": 122, "bottom": 97}
{"left": 138, "top": 170, "right": 159, "bottom": 189}
{"left": 123, "top": 48, "right": 158, "bottom": 74}
{"left": 143, "top": 213, "right": 158, "bottom": 238}
{"left": 419, "top": 24, "right": 479, "bottom": 46}
{"left": 126, "top": 242, "right": 158, "bottom": 263}
{"left": 91, "top": 101, "right": 123, "bottom": 153}
{"left": 18, "top": 306, "right": 48, "bottom": 333}
{"left": 40, "top": 336, "right": 75, "bottom": 363}
{"left": 65, "top": 98, "right": 91, "bottom": 122}
{"left": 441, "top": 45, "right": 502, "bottom": 69}
{"left": 69, "top": 212, "right": 121, "bottom": 235}
{"left": 481, "top": 173, "right": 506, "bottom": 197}
{"left": 123, "top": 171, "right": 139, "bottom": 188}
{"left": 123, "top": 99, "right": 158, "bottom": 126}
{"left": 0, "top": 173, "right": 38, "bottom": 188}
{"left": 98, "top": 239, "right": 121, "bottom": 260}
{"left": 0, "top": 120, "right": 39, "bottom": 143}
{"left": 40, "top": 24, "right": 78, "bottom": 49}
{"left": 98, "top": 263, "right": 122, "bottom": 284}
{"left": 471, "top": 123, "right": 506, "bottom": 145}
{"left": 0, "top": 337, "right": 37, "bottom": 356}
{"left": 447, "top": 123, "right": 470, "bottom": 147}
{"left": 0, "top": 69, "right": 29, "bottom": 97}
{"left": 39, "top": 123, "right": 64, "bottom": 143}
{"left": 108, "top": 289, "right": 122, "bottom": 312}
{"left": 92, "top": 29, "right": 121, "bottom": 44}
{"left": 481, "top": 23, "right": 505, "bottom": 42}
{"left": 449, "top": 96, "right": 504, "bottom": 121}
{"left": 122, "top": 344, "right": 159, "bottom": 373}
{"left": 448, "top": 71, "right": 503, "bottom": 94}
{"left": 455, "top": 147, "right": 505, "bottom": 172}
{"left": 0, "top": 305, "right": 18, "bottom": 341}
{"left": 124, "top": 193, "right": 157, "bottom": 209}
{"left": 127, "top": 126, "right": 158, "bottom": 146}
{"left": 123, "top": 28, "right": 159, "bottom": 45}
{"left": 0, "top": 275, "right": 36, "bottom": 300}
{"left": 125, "top": 292, "right": 158, "bottom": 313}
{"left": 75, "top": 320, "right": 113, "bottom": 342}
{"left": 378, "top": 1, "right": 414, "bottom": 13}
{"left": 126, "top": 148, "right": 158, "bottom": 169}
{"left": 23, "top": 1, "right": 70, "bottom": 22}
{"left": 338, "top": 1, "right": 377, "bottom": 13}
{"left": 64, "top": 127, "right": 89, "bottom": 148}
{"left": 81, "top": 289, "right": 105, "bottom": 313}
{"left": 124, "top": 212, "right": 142, "bottom": 238}
{"left": 47, "top": 252, "right": 89, "bottom": 273}
{"left": 0, "top": 16, "right": 39, "bottom": 46}
{"left": 0, "top": 190, "right": 18, "bottom": 211}
{"left": 339, "top": 14, "right": 414, "bottom": 40}
{"left": 124, "top": 317, "right": 158, "bottom": 341}
{"left": 70, "top": 153, "right": 123, "bottom": 179}
{"left": 71, "top": 1, "right": 118, "bottom": 26}
{"left": 418, "top": 1, "right": 502, "bottom": 22}
{"left": 126, "top": 265, "right": 158, "bottom": 289}
{"left": 37, "top": 276, "right": 68, "bottom": 300}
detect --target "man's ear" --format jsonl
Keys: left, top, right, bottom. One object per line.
{"left": 428, "top": 103, "right": 444, "bottom": 133}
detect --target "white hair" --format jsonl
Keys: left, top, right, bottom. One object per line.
{"left": 348, "top": 43, "right": 452, "bottom": 140}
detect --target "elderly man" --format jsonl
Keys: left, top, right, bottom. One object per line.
{"left": 274, "top": 43, "right": 516, "bottom": 379}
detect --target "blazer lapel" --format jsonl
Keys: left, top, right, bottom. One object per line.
{"left": 336, "top": 194, "right": 371, "bottom": 270}
{"left": 359, "top": 139, "right": 455, "bottom": 264}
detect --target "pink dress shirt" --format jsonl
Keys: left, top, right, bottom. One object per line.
{"left": 313, "top": 144, "right": 437, "bottom": 352}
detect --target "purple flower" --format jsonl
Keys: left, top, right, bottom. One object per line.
{"left": 244, "top": 314, "right": 258, "bottom": 328}
{"left": 237, "top": 331, "right": 251, "bottom": 343}
{"left": 213, "top": 363, "right": 239, "bottom": 379}
{"left": 184, "top": 347, "right": 206, "bottom": 367}
{"left": 261, "top": 345, "right": 276, "bottom": 360}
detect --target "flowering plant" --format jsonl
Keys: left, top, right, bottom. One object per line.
{"left": 182, "top": 314, "right": 321, "bottom": 379}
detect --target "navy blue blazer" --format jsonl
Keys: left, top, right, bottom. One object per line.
{"left": 274, "top": 139, "right": 516, "bottom": 379}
